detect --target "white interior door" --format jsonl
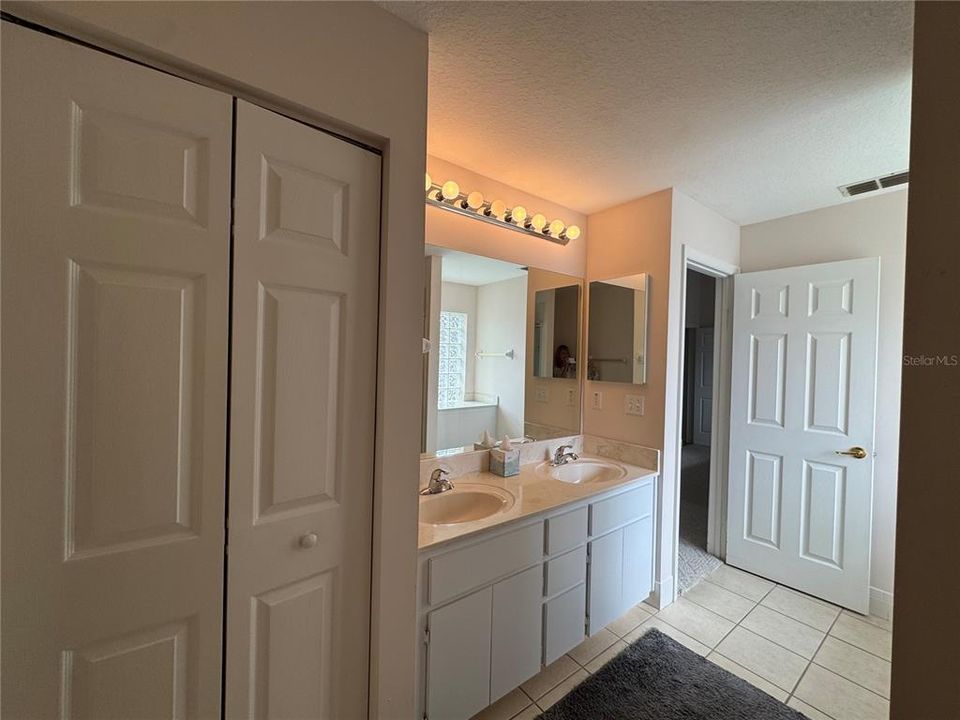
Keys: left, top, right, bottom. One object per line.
{"left": 693, "top": 327, "right": 714, "bottom": 446}
{"left": 226, "top": 101, "right": 381, "bottom": 718}
{"left": 1, "top": 24, "right": 232, "bottom": 717}
{"left": 726, "top": 257, "right": 880, "bottom": 612}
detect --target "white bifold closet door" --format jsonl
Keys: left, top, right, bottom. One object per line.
{"left": 225, "top": 101, "right": 382, "bottom": 719}
{"left": 1, "top": 23, "right": 232, "bottom": 718}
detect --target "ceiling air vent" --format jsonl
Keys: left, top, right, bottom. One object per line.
{"left": 839, "top": 170, "right": 909, "bottom": 197}
{"left": 879, "top": 170, "right": 910, "bottom": 188}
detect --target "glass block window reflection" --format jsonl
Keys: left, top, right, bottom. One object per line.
{"left": 438, "top": 311, "right": 467, "bottom": 409}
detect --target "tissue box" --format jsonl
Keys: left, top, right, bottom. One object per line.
{"left": 489, "top": 446, "right": 519, "bottom": 477}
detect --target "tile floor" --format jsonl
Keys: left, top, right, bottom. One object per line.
{"left": 469, "top": 563, "right": 892, "bottom": 720}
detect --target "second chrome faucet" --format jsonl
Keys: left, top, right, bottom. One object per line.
{"left": 551, "top": 444, "right": 579, "bottom": 466}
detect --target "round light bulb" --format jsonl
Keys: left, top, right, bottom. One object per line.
{"left": 488, "top": 200, "right": 507, "bottom": 219}
{"left": 466, "top": 191, "right": 484, "bottom": 210}
{"left": 425, "top": 173, "right": 432, "bottom": 192}
{"left": 548, "top": 219, "right": 565, "bottom": 236}
{"left": 441, "top": 180, "right": 460, "bottom": 201}
{"left": 530, "top": 213, "right": 547, "bottom": 232}
{"left": 565, "top": 225, "right": 582, "bottom": 241}
{"left": 510, "top": 205, "right": 527, "bottom": 224}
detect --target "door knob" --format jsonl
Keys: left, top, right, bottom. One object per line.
{"left": 835, "top": 446, "right": 868, "bottom": 459}
{"left": 298, "top": 532, "right": 319, "bottom": 549}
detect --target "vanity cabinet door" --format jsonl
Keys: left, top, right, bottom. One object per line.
{"left": 544, "top": 584, "right": 587, "bottom": 665}
{"left": 426, "top": 588, "right": 492, "bottom": 720}
{"left": 491, "top": 565, "right": 543, "bottom": 702}
{"left": 587, "top": 529, "right": 624, "bottom": 635}
{"left": 622, "top": 516, "right": 654, "bottom": 609}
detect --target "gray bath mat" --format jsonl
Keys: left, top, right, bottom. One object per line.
{"left": 537, "top": 629, "right": 807, "bottom": 719}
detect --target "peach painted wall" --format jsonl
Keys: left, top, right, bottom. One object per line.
{"left": 426, "top": 156, "right": 587, "bottom": 277}
{"left": 582, "top": 189, "right": 673, "bottom": 447}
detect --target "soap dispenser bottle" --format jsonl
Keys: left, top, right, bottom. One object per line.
{"left": 490, "top": 435, "right": 520, "bottom": 477}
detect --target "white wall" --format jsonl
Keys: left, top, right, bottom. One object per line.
{"left": 3, "top": 3, "right": 429, "bottom": 715}
{"left": 741, "top": 189, "right": 907, "bottom": 615}
{"left": 476, "top": 276, "right": 528, "bottom": 439}
{"left": 662, "top": 190, "right": 741, "bottom": 604}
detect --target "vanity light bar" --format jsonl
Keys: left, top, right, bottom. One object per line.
{"left": 424, "top": 174, "right": 582, "bottom": 246}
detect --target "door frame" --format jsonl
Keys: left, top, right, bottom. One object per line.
{"left": 670, "top": 246, "right": 738, "bottom": 598}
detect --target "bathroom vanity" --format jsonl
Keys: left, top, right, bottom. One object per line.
{"left": 416, "top": 451, "right": 657, "bottom": 720}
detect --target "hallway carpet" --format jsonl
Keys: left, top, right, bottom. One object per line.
{"left": 679, "top": 444, "right": 721, "bottom": 591}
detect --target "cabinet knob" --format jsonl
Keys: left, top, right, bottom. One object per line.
{"left": 298, "top": 532, "right": 319, "bottom": 549}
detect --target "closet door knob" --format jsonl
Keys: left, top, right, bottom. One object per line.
{"left": 298, "top": 532, "right": 319, "bottom": 549}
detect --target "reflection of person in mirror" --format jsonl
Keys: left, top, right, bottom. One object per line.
{"left": 553, "top": 345, "right": 576, "bottom": 378}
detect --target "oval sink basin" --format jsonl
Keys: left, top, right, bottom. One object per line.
{"left": 540, "top": 460, "right": 627, "bottom": 485}
{"left": 419, "top": 484, "right": 515, "bottom": 525}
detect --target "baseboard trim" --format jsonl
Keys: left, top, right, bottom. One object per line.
{"left": 650, "top": 575, "right": 675, "bottom": 610}
{"left": 869, "top": 586, "right": 894, "bottom": 621}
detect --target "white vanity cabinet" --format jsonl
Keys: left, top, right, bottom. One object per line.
{"left": 423, "top": 523, "right": 545, "bottom": 720}
{"left": 426, "top": 587, "right": 494, "bottom": 720}
{"left": 587, "top": 485, "right": 655, "bottom": 635}
{"left": 418, "top": 474, "right": 656, "bottom": 720}
{"left": 425, "top": 564, "right": 544, "bottom": 720}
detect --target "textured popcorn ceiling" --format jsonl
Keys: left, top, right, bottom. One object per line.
{"left": 381, "top": 1, "right": 913, "bottom": 224}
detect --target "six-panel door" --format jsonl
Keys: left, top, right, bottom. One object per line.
{"left": 226, "top": 101, "right": 382, "bottom": 718}
{"left": 727, "top": 258, "right": 880, "bottom": 612}
{"left": 1, "top": 24, "right": 232, "bottom": 717}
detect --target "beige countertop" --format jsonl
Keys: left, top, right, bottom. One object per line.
{"left": 418, "top": 455, "right": 657, "bottom": 551}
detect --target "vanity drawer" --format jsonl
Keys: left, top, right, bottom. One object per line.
{"left": 590, "top": 482, "right": 654, "bottom": 537}
{"left": 428, "top": 522, "right": 544, "bottom": 605}
{"left": 545, "top": 506, "right": 588, "bottom": 555}
{"left": 545, "top": 545, "right": 587, "bottom": 598}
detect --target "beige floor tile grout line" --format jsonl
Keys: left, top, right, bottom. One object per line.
{"left": 817, "top": 631, "right": 893, "bottom": 664}
{"left": 783, "top": 606, "right": 845, "bottom": 718}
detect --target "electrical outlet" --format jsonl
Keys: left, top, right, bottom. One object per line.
{"left": 566, "top": 388, "right": 575, "bottom": 407}
{"left": 625, "top": 394, "right": 645, "bottom": 416}
{"left": 592, "top": 391, "right": 603, "bottom": 410}
{"left": 535, "top": 387, "right": 549, "bottom": 403}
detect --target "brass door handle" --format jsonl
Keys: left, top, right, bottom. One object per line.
{"left": 835, "top": 446, "right": 868, "bottom": 459}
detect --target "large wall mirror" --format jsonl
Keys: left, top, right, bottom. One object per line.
{"left": 421, "top": 245, "right": 583, "bottom": 456}
{"left": 587, "top": 273, "right": 650, "bottom": 384}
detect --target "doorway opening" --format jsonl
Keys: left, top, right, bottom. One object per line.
{"left": 678, "top": 269, "right": 721, "bottom": 590}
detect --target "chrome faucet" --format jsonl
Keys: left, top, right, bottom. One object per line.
{"left": 420, "top": 468, "right": 454, "bottom": 495}
{"left": 552, "top": 444, "right": 579, "bottom": 466}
